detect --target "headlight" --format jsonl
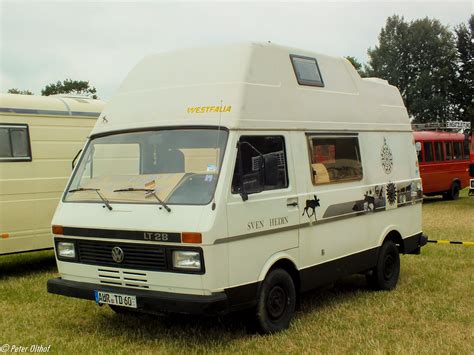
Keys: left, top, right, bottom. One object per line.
{"left": 172, "top": 250, "right": 201, "bottom": 271}
{"left": 57, "top": 241, "right": 76, "bottom": 259}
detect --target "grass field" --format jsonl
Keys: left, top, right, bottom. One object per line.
{"left": 1, "top": 190, "right": 473, "bottom": 354}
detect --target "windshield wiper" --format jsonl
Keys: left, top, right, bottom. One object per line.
{"left": 68, "top": 187, "right": 113, "bottom": 211}
{"left": 113, "top": 187, "right": 171, "bottom": 213}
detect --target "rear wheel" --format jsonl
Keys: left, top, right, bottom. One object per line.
{"left": 366, "top": 240, "right": 400, "bottom": 290}
{"left": 253, "top": 268, "right": 296, "bottom": 334}
{"left": 444, "top": 182, "right": 460, "bottom": 200}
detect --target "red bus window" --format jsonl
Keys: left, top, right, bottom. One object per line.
{"left": 453, "top": 142, "right": 462, "bottom": 160}
{"left": 423, "top": 142, "right": 434, "bottom": 162}
{"left": 445, "top": 142, "right": 453, "bottom": 160}
{"left": 434, "top": 142, "right": 443, "bottom": 161}
{"left": 463, "top": 140, "right": 470, "bottom": 159}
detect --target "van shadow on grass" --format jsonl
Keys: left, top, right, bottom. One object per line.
{"left": 0, "top": 250, "right": 56, "bottom": 280}
{"left": 90, "top": 275, "right": 371, "bottom": 347}
{"left": 422, "top": 196, "right": 446, "bottom": 204}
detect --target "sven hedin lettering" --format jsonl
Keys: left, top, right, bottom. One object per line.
{"left": 269, "top": 216, "right": 289, "bottom": 227}
{"left": 247, "top": 220, "right": 264, "bottom": 230}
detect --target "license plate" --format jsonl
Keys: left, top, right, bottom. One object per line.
{"left": 94, "top": 290, "right": 137, "bottom": 309}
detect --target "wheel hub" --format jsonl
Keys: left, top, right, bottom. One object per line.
{"left": 383, "top": 253, "right": 395, "bottom": 279}
{"left": 266, "top": 285, "right": 287, "bottom": 320}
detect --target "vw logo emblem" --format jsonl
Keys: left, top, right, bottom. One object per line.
{"left": 111, "top": 246, "right": 124, "bottom": 263}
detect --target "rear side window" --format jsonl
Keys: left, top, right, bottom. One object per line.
{"left": 453, "top": 142, "right": 462, "bottom": 160}
{"left": 434, "top": 142, "right": 443, "bottom": 161}
{"left": 445, "top": 142, "right": 452, "bottom": 160}
{"left": 464, "top": 140, "right": 470, "bottom": 159}
{"left": 290, "top": 55, "right": 324, "bottom": 87}
{"left": 307, "top": 135, "right": 362, "bottom": 185}
{"left": 0, "top": 124, "right": 31, "bottom": 162}
{"left": 423, "top": 142, "right": 434, "bottom": 162}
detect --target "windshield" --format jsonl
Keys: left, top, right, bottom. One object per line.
{"left": 65, "top": 128, "right": 228, "bottom": 206}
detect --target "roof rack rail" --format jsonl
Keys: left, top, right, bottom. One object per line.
{"left": 412, "top": 120, "right": 471, "bottom": 132}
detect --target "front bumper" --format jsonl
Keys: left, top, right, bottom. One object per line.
{"left": 47, "top": 278, "right": 229, "bottom": 315}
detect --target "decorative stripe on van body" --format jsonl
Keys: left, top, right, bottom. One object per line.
{"left": 0, "top": 107, "right": 101, "bottom": 118}
{"left": 214, "top": 180, "right": 423, "bottom": 245}
{"left": 214, "top": 199, "right": 423, "bottom": 245}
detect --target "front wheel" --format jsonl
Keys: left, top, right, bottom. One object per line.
{"left": 366, "top": 240, "right": 400, "bottom": 290}
{"left": 253, "top": 268, "right": 296, "bottom": 334}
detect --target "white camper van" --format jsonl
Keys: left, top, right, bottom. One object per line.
{"left": 47, "top": 43, "right": 427, "bottom": 333}
{"left": 0, "top": 94, "right": 104, "bottom": 255}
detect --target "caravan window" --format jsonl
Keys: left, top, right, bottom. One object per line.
{"left": 231, "top": 136, "right": 288, "bottom": 194}
{"left": 0, "top": 124, "right": 31, "bottom": 162}
{"left": 307, "top": 135, "right": 362, "bottom": 185}
{"left": 290, "top": 55, "right": 324, "bottom": 87}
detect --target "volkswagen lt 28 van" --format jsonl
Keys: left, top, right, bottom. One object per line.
{"left": 47, "top": 43, "right": 427, "bottom": 333}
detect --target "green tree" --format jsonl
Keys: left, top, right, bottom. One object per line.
{"left": 345, "top": 56, "right": 366, "bottom": 77}
{"left": 366, "top": 16, "right": 458, "bottom": 123}
{"left": 7, "top": 88, "right": 33, "bottom": 95}
{"left": 453, "top": 15, "right": 474, "bottom": 123}
{"left": 41, "top": 79, "right": 98, "bottom": 99}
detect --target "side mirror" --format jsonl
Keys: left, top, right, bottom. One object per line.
{"left": 264, "top": 153, "right": 279, "bottom": 186}
{"left": 415, "top": 142, "right": 422, "bottom": 152}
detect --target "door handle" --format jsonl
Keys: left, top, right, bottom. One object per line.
{"left": 287, "top": 202, "right": 298, "bottom": 207}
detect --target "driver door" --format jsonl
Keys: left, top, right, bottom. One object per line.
{"left": 226, "top": 132, "right": 299, "bottom": 287}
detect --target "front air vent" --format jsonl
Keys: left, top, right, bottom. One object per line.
{"left": 77, "top": 240, "right": 167, "bottom": 271}
{"left": 98, "top": 268, "right": 149, "bottom": 289}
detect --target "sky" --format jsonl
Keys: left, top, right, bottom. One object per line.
{"left": 0, "top": 0, "right": 472, "bottom": 100}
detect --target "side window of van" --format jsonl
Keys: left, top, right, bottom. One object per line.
{"left": 445, "top": 142, "right": 453, "bottom": 160}
{"left": 453, "top": 142, "right": 462, "bottom": 160}
{"left": 423, "top": 142, "right": 434, "bottom": 162}
{"left": 0, "top": 124, "right": 31, "bottom": 162}
{"left": 463, "top": 140, "right": 470, "bottom": 159}
{"left": 434, "top": 142, "right": 443, "bottom": 161}
{"left": 231, "top": 136, "right": 288, "bottom": 194}
{"left": 307, "top": 135, "right": 362, "bottom": 185}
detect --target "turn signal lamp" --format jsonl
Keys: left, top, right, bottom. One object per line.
{"left": 181, "top": 232, "right": 202, "bottom": 244}
{"left": 1, "top": 233, "right": 9, "bottom": 239}
{"left": 52, "top": 225, "right": 64, "bottom": 235}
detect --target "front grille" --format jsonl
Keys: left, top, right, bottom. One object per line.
{"left": 77, "top": 240, "right": 167, "bottom": 271}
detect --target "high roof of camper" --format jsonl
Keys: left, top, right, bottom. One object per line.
{"left": 93, "top": 42, "right": 411, "bottom": 136}
{"left": 0, "top": 94, "right": 104, "bottom": 118}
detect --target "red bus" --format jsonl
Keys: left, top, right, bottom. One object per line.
{"left": 470, "top": 132, "right": 474, "bottom": 196}
{"left": 414, "top": 131, "right": 470, "bottom": 199}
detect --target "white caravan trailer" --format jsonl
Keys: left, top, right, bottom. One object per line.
{"left": 47, "top": 43, "right": 427, "bottom": 333}
{"left": 0, "top": 94, "right": 104, "bottom": 255}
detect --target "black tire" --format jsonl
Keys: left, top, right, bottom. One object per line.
{"left": 366, "top": 240, "right": 400, "bottom": 291}
{"left": 445, "top": 182, "right": 460, "bottom": 200}
{"left": 253, "top": 268, "right": 296, "bottom": 334}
